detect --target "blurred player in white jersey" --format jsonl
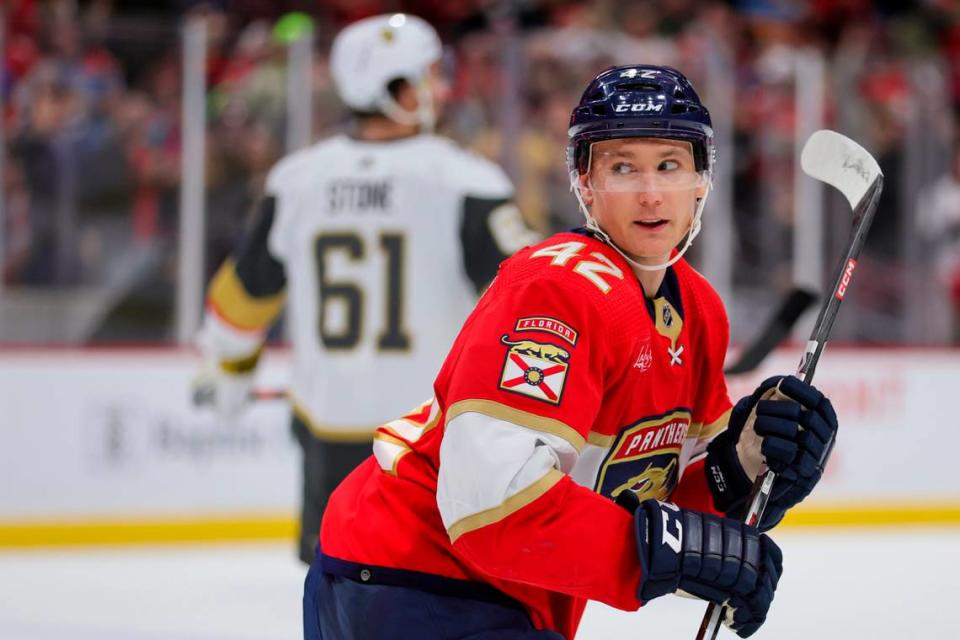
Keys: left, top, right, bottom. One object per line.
{"left": 195, "top": 13, "right": 537, "bottom": 563}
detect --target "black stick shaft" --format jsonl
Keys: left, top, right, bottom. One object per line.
{"left": 797, "top": 177, "right": 882, "bottom": 383}
{"left": 696, "top": 175, "right": 883, "bottom": 640}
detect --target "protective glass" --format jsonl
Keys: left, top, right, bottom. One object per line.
{"left": 583, "top": 134, "right": 708, "bottom": 193}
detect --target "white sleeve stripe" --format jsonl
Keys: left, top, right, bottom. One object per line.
{"left": 446, "top": 469, "right": 562, "bottom": 543}
{"left": 198, "top": 311, "right": 264, "bottom": 361}
{"left": 445, "top": 398, "right": 586, "bottom": 451}
{"left": 382, "top": 418, "right": 428, "bottom": 442}
{"left": 372, "top": 435, "right": 409, "bottom": 476}
{"left": 437, "top": 412, "right": 579, "bottom": 540}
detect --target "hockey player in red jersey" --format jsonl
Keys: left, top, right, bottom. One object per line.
{"left": 305, "top": 65, "right": 839, "bottom": 639}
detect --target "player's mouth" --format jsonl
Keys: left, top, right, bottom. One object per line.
{"left": 633, "top": 218, "right": 668, "bottom": 230}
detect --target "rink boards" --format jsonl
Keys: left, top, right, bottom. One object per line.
{"left": 0, "top": 346, "right": 958, "bottom": 546}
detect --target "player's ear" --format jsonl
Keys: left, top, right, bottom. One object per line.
{"left": 694, "top": 170, "right": 709, "bottom": 199}
{"left": 391, "top": 78, "right": 418, "bottom": 111}
{"left": 578, "top": 172, "right": 594, "bottom": 206}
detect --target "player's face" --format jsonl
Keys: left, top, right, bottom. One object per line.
{"left": 579, "top": 137, "right": 706, "bottom": 267}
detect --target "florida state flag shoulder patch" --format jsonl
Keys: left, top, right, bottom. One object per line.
{"left": 498, "top": 334, "right": 570, "bottom": 405}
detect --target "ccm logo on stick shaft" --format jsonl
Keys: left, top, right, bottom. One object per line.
{"left": 835, "top": 259, "right": 857, "bottom": 300}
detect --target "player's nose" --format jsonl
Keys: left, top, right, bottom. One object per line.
{"left": 634, "top": 184, "right": 664, "bottom": 207}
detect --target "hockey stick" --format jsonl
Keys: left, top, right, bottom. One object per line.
{"left": 723, "top": 287, "right": 819, "bottom": 376}
{"left": 696, "top": 130, "right": 883, "bottom": 639}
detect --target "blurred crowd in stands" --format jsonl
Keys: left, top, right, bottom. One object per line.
{"left": 3, "top": 0, "right": 960, "bottom": 342}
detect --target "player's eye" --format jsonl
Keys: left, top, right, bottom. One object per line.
{"left": 611, "top": 162, "right": 635, "bottom": 175}
{"left": 658, "top": 159, "right": 680, "bottom": 172}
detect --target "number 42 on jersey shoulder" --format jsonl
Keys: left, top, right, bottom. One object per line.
{"left": 530, "top": 241, "right": 624, "bottom": 294}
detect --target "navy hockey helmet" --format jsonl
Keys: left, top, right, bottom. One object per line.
{"left": 567, "top": 65, "right": 715, "bottom": 178}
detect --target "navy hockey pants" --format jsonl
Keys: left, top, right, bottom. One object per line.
{"left": 303, "top": 552, "right": 565, "bottom": 639}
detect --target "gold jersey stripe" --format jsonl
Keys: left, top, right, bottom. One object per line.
{"left": 698, "top": 408, "right": 731, "bottom": 441}
{"left": 373, "top": 431, "right": 412, "bottom": 476}
{"left": 292, "top": 399, "right": 376, "bottom": 443}
{"left": 446, "top": 469, "right": 563, "bottom": 543}
{"left": 687, "top": 408, "right": 732, "bottom": 443}
{"left": 373, "top": 430, "right": 407, "bottom": 448}
{"left": 208, "top": 259, "right": 286, "bottom": 331}
{"left": 587, "top": 431, "right": 615, "bottom": 448}
{"left": 446, "top": 399, "right": 585, "bottom": 451}
{"left": 422, "top": 401, "right": 442, "bottom": 433}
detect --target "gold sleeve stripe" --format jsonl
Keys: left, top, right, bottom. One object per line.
{"left": 445, "top": 399, "right": 586, "bottom": 451}
{"left": 423, "top": 402, "right": 442, "bottom": 433}
{"left": 208, "top": 259, "right": 286, "bottom": 332}
{"left": 587, "top": 431, "right": 616, "bottom": 448}
{"left": 447, "top": 468, "right": 563, "bottom": 543}
{"left": 697, "top": 408, "right": 731, "bottom": 442}
{"left": 373, "top": 431, "right": 412, "bottom": 476}
{"left": 292, "top": 400, "right": 376, "bottom": 443}
{"left": 373, "top": 431, "right": 407, "bottom": 448}
{"left": 219, "top": 347, "right": 263, "bottom": 375}
{"left": 388, "top": 449, "right": 412, "bottom": 476}
{"left": 398, "top": 398, "right": 442, "bottom": 434}
{"left": 375, "top": 427, "right": 419, "bottom": 451}
{"left": 687, "top": 423, "right": 701, "bottom": 441}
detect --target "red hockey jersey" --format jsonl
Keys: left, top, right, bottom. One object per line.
{"left": 320, "top": 231, "right": 733, "bottom": 638}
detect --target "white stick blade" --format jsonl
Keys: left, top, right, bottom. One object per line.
{"left": 800, "top": 129, "right": 882, "bottom": 210}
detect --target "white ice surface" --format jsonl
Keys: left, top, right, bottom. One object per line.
{"left": 0, "top": 528, "right": 957, "bottom": 639}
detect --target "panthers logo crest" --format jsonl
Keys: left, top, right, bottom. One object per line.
{"left": 610, "top": 459, "right": 678, "bottom": 501}
{"left": 595, "top": 410, "right": 690, "bottom": 499}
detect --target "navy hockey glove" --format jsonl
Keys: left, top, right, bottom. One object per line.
{"left": 705, "top": 375, "right": 838, "bottom": 530}
{"left": 628, "top": 499, "right": 782, "bottom": 638}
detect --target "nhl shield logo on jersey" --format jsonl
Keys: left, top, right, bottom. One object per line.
{"left": 653, "top": 297, "right": 685, "bottom": 367}
{"left": 499, "top": 335, "right": 570, "bottom": 405}
{"left": 594, "top": 410, "right": 691, "bottom": 500}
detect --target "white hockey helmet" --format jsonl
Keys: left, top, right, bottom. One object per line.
{"left": 330, "top": 13, "right": 442, "bottom": 129}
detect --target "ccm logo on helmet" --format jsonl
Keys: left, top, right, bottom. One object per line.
{"left": 836, "top": 258, "right": 857, "bottom": 300}
{"left": 614, "top": 101, "right": 664, "bottom": 113}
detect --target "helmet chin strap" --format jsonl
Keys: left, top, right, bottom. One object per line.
{"left": 569, "top": 170, "right": 711, "bottom": 272}
{"left": 379, "top": 77, "right": 436, "bottom": 132}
